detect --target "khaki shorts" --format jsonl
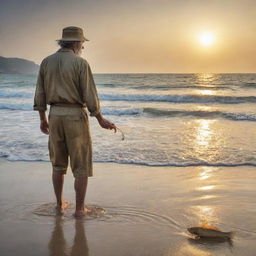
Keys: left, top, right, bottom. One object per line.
{"left": 48, "top": 106, "right": 93, "bottom": 178}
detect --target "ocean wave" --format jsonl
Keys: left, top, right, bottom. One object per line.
{"left": 243, "top": 82, "right": 256, "bottom": 88}
{"left": 102, "top": 108, "right": 141, "bottom": 116}
{"left": 143, "top": 108, "right": 256, "bottom": 121}
{"left": 0, "top": 89, "right": 33, "bottom": 98}
{"left": 97, "top": 83, "right": 231, "bottom": 90}
{"left": 94, "top": 159, "right": 256, "bottom": 167}
{"left": 0, "top": 103, "right": 32, "bottom": 111}
{"left": 102, "top": 107, "right": 256, "bottom": 121}
{"left": 97, "top": 83, "right": 116, "bottom": 88}
{"left": 0, "top": 103, "right": 255, "bottom": 121}
{"left": 100, "top": 93, "right": 256, "bottom": 104}
{"left": 2, "top": 155, "right": 256, "bottom": 167}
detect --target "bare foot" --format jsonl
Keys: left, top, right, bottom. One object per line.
{"left": 55, "top": 201, "right": 70, "bottom": 215}
{"left": 73, "top": 206, "right": 91, "bottom": 218}
{"left": 73, "top": 209, "right": 86, "bottom": 218}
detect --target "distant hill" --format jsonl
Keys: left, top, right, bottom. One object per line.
{"left": 0, "top": 56, "right": 39, "bottom": 74}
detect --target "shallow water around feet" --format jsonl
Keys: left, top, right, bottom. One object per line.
{"left": 33, "top": 202, "right": 106, "bottom": 219}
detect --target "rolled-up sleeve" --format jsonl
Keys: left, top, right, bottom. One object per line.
{"left": 79, "top": 60, "right": 101, "bottom": 116}
{"left": 33, "top": 60, "right": 47, "bottom": 111}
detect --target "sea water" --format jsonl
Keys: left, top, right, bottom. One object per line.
{"left": 0, "top": 73, "right": 255, "bottom": 166}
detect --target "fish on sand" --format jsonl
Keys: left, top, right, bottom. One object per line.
{"left": 187, "top": 223, "right": 235, "bottom": 239}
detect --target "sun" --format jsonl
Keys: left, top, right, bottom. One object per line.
{"left": 198, "top": 32, "right": 215, "bottom": 46}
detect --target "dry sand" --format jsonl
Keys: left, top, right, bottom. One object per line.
{"left": 0, "top": 158, "right": 256, "bottom": 256}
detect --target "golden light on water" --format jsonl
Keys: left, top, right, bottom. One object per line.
{"left": 195, "top": 119, "right": 214, "bottom": 147}
{"left": 197, "top": 89, "right": 216, "bottom": 95}
{"left": 198, "top": 195, "right": 219, "bottom": 200}
{"left": 198, "top": 166, "right": 214, "bottom": 180}
{"left": 197, "top": 185, "right": 215, "bottom": 191}
{"left": 174, "top": 243, "right": 215, "bottom": 256}
{"left": 195, "top": 73, "right": 216, "bottom": 84}
{"left": 183, "top": 117, "right": 226, "bottom": 164}
{"left": 192, "top": 205, "right": 219, "bottom": 224}
{"left": 197, "top": 106, "right": 211, "bottom": 110}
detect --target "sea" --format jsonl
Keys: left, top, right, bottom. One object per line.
{"left": 0, "top": 73, "right": 256, "bottom": 167}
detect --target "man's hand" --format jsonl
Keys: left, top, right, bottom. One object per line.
{"left": 95, "top": 113, "right": 117, "bottom": 132}
{"left": 40, "top": 119, "right": 49, "bottom": 135}
{"left": 38, "top": 110, "right": 49, "bottom": 135}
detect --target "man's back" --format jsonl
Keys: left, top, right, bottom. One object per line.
{"left": 34, "top": 48, "right": 100, "bottom": 116}
{"left": 39, "top": 48, "right": 86, "bottom": 107}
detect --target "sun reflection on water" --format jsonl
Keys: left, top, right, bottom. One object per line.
{"left": 196, "top": 185, "right": 215, "bottom": 191}
{"left": 182, "top": 118, "right": 226, "bottom": 163}
{"left": 196, "top": 89, "right": 216, "bottom": 95}
{"left": 193, "top": 73, "right": 218, "bottom": 96}
{"left": 171, "top": 243, "right": 215, "bottom": 256}
{"left": 192, "top": 205, "right": 219, "bottom": 225}
{"left": 195, "top": 73, "right": 216, "bottom": 85}
{"left": 195, "top": 119, "right": 215, "bottom": 147}
{"left": 195, "top": 105, "right": 215, "bottom": 111}
{"left": 190, "top": 194, "right": 220, "bottom": 202}
{"left": 198, "top": 166, "right": 214, "bottom": 180}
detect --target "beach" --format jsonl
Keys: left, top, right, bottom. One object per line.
{"left": 1, "top": 0, "right": 256, "bottom": 254}
{"left": 1, "top": 158, "right": 256, "bottom": 256}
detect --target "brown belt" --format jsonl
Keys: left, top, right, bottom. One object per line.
{"left": 50, "top": 103, "right": 84, "bottom": 108}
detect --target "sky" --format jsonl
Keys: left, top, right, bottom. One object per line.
{"left": 0, "top": 0, "right": 255, "bottom": 73}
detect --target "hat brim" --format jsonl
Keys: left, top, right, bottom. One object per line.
{"left": 56, "top": 37, "right": 89, "bottom": 42}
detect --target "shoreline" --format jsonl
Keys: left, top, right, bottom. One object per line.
{"left": 1, "top": 156, "right": 256, "bottom": 168}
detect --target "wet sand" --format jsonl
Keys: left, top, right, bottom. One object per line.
{"left": 0, "top": 158, "right": 256, "bottom": 256}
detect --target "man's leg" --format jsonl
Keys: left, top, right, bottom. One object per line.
{"left": 74, "top": 176, "right": 88, "bottom": 217}
{"left": 63, "top": 109, "right": 92, "bottom": 217}
{"left": 52, "top": 172, "right": 69, "bottom": 214}
{"left": 48, "top": 113, "right": 69, "bottom": 214}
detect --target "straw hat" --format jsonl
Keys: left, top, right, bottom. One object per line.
{"left": 56, "top": 26, "right": 89, "bottom": 42}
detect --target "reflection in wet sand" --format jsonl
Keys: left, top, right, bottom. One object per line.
{"left": 195, "top": 205, "right": 218, "bottom": 224}
{"left": 197, "top": 185, "right": 216, "bottom": 191}
{"left": 48, "top": 217, "right": 89, "bottom": 256}
{"left": 48, "top": 217, "right": 69, "bottom": 256}
{"left": 198, "top": 166, "right": 214, "bottom": 180}
{"left": 70, "top": 220, "right": 89, "bottom": 256}
{"left": 188, "top": 204, "right": 220, "bottom": 233}
{"left": 191, "top": 195, "right": 219, "bottom": 201}
{"left": 170, "top": 243, "right": 214, "bottom": 256}
{"left": 191, "top": 166, "right": 220, "bottom": 201}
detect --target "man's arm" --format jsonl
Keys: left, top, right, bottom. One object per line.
{"left": 33, "top": 60, "right": 47, "bottom": 112}
{"left": 33, "top": 60, "right": 49, "bottom": 134}
{"left": 80, "top": 61, "right": 116, "bottom": 132}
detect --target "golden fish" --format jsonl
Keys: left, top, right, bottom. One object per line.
{"left": 187, "top": 226, "right": 235, "bottom": 239}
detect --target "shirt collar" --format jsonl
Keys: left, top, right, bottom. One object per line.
{"left": 57, "top": 48, "right": 74, "bottom": 53}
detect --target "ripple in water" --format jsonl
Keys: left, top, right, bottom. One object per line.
{"left": 33, "top": 202, "right": 106, "bottom": 219}
{"left": 32, "top": 203, "right": 181, "bottom": 229}
{"left": 101, "top": 205, "right": 181, "bottom": 229}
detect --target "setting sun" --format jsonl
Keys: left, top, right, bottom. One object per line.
{"left": 199, "top": 32, "right": 215, "bottom": 46}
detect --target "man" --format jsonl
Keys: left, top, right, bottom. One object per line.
{"left": 33, "top": 26, "right": 116, "bottom": 218}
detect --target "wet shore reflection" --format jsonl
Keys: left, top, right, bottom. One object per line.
{"left": 48, "top": 217, "right": 89, "bottom": 256}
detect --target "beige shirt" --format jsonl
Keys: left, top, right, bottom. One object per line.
{"left": 33, "top": 48, "right": 101, "bottom": 116}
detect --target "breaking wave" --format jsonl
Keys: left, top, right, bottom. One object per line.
{"left": 100, "top": 93, "right": 256, "bottom": 104}
{"left": 0, "top": 103, "right": 255, "bottom": 121}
